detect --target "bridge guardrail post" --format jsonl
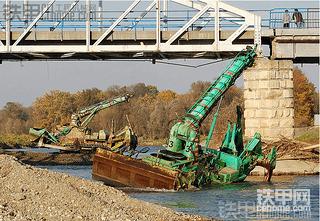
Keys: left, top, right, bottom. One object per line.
{"left": 6, "top": 0, "right": 10, "bottom": 51}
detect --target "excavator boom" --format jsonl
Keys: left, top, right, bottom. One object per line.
{"left": 70, "top": 93, "right": 133, "bottom": 128}
{"left": 188, "top": 47, "right": 256, "bottom": 124}
{"left": 167, "top": 47, "right": 256, "bottom": 158}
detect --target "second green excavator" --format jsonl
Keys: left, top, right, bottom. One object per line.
{"left": 29, "top": 94, "right": 137, "bottom": 152}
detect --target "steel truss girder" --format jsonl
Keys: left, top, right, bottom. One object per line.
{"left": 51, "top": 0, "right": 80, "bottom": 31}
{"left": 127, "top": 0, "right": 157, "bottom": 31}
{"left": 13, "top": 0, "right": 56, "bottom": 47}
{"left": 171, "top": 0, "right": 260, "bottom": 50}
{"left": 93, "top": 0, "right": 141, "bottom": 46}
{"left": 164, "top": 5, "right": 211, "bottom": 46}
{"left": 1, "top": 0, "right": 262, "bottom": 60}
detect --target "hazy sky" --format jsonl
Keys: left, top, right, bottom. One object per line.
{"left": 0, "top": 0, "right": 319, "bottom": 108}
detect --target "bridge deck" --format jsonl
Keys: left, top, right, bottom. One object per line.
{"left": 0, "top": 1, "right": 318, "bottom": 63}
{"left": 0, "top": 30, "right": 257, "bottom": 61}
{"left": 0, "top": 29, "right": 318, "bottom": 63}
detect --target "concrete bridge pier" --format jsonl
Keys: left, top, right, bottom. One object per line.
{"left": 243, "top": 58, "right": 294, "bottom": 140}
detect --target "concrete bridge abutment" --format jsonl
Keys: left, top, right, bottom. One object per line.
{"left": 243, "top": 58, "right": 294, "bottom": 140}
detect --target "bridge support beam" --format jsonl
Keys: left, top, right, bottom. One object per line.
{"left": 243, "top": 58, "right": 294, "bottom": 139}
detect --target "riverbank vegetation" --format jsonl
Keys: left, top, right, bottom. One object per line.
{"left": 0, "top": 67, "right": 318, "bottom": 147}
{"left": 295, "top": 129, "right": 319, "bottom": 144}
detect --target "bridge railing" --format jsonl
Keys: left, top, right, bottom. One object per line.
{"left": 0, "top": 10, "right": 250, "bottom": 31}
{"left": 0, "top": 9, "right": 252, "bottom": 32}
{"left": 269, "top": 8, "right": 319, "bottom": 29}
{"left": 0, "top": 6, "right": 318, "bottom": 32}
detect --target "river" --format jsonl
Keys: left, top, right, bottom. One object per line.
{"left": 9, "top": 147, "right": 319, "bottom": 220}
{"left": 36, "top": 165, "right": 319, "bottom": 220}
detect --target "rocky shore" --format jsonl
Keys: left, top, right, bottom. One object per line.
{"left": 0, "top": 154, "right": 212, "bottom": 221}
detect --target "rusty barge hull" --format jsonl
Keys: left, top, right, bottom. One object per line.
{"left": 92, "top": 148, "right": 178, "bottom": 190}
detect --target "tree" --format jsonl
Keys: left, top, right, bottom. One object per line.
{"left": 0, "top": 102, "right": 33, "bottom": 134}
{"left": 148, "top": 102, "right": 168, "bottom": 139}
{"left": 137, "top": 93, "right": 157, "bottom": 106}
{"left": 106, "top": 85, "right": 123, "bottom": 97}
{"left": 32, "top": 90, "right": 76, "bottom": 130}
{"left": 2, "top": 102, "right": 28, "bottom": 121}
{"left": 130, "top": 83, "right": 149, "bottom": 97}
{"left": 157, "top": 90, "right": 177, "bottom": 102}
{"left": 312, "top": 92, "right": 319, "bottom": 115}
{"left": 293, "top": 67, "right": 316, "bottom": 127}
{"left": 75, "top": 88, "right": 106, "bottom": 109}
{"left": 147, "top": 85, "right": 159, "bottom": 96}
{"left": 1, "top": 80, "right": 244, "bottom": 140}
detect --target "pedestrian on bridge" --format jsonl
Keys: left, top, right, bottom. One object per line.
{"left": 282, "top": 10, "right": 291, "bottom": 28}
{"left": 292, "top": 9, "right": 303, "bottom": 28}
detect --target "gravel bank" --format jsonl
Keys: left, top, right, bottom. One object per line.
{"left": 0, "top": 154, "right": 211, "bottom": 221}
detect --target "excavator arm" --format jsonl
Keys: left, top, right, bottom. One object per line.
{"left": 70, "top": 93, "right": 133, "bottom": 128}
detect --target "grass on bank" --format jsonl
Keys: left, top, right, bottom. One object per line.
{"left": 1, "top": 128, "right": 318, "bottom": 148}
{"left": 294, "top": 129, "right": 319, "bottom": 144}
{"left": 0, "top": 133, "right": 33, "bottom": 148}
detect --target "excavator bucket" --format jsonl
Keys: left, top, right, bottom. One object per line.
{"left": 29, "top": 128, "right": 59, "bottom": 145}
{"left": 29, "top": 128, "right": 46, "bottom": 142}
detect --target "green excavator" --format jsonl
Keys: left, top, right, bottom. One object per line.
{"left": 29, "top": 93, "right": 137, "bottom": 152}
{"left": 92, "top": 46, "right": 276, "bottom": 190}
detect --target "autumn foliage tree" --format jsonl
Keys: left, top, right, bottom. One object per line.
{"left": 0, "top": 102, "right": 33, "bottom": 134}
{"left": 293, "top": 67, "right": 316, "bottom": 127}
{"left": 2, "top": 69, "right": 317, "bottom": 141}
{"left": 157, "top": 90, "right": 177, "bottom": 102}
{"left": 0, "top": 81, "right": 246, "bottom": 142}
{"left": 32, "top": 90, "right": 76, "bottom": 130}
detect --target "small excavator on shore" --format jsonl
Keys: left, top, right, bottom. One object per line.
{"left": 29, "top": 94, "right": 137, "bottom": 152}
{"left": 92, "top": 46, "right": 277, "bottom": 190}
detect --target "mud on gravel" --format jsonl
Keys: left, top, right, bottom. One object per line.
{"left": 0, "top": 148, "right": 94, "bottom": 166}
{"left": 0, "top": 154, "right": 214, "bottom": 221}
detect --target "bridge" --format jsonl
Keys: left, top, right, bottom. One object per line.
{"left": 0, "top": 0, "right": 318, "bottom": 63}
{"left": 0, "top": 0, "right": 319, "bottom": 140}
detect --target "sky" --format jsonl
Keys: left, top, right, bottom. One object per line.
{"left": 0, "top": 0, "right": 319, "bottom": 108}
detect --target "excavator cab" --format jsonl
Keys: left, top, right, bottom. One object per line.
{"left": 166, "top": 121, "right": 200, "bottom": 158}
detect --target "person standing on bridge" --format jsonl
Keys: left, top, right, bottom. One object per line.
{"left": 282, "top": 10, "right": 291, "bottom": 28}
{"left": 292, "top": 9, "right": 303, "bottom": 28}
